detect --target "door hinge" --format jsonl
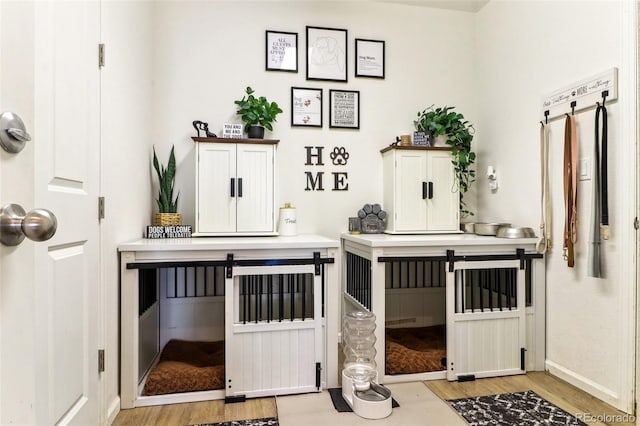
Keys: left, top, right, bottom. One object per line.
{"left": 98, "top": 43, "right": 105, "bottom": 68}
{"left": 98, "top": 196, "right": 105, "bottom": 220}
{"left": 98, "top": 349, "right": 105, "bottom": 373}
{"left": 634, "top": 217, "right": 639, "bottom": 230}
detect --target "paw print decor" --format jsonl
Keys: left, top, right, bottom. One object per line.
{"left": 357, "top": 203, "right": 387, "bottom": 234}
{"left": 330, "top": 146, "right": 350, "bottom": 165}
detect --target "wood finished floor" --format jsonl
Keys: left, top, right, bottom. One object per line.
{"left": 112, "top": 372, "right": 634, "bottom": 426}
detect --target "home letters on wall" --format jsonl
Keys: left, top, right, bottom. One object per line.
{"left": 304, "top": 146, "right": 349, "bottom": 191}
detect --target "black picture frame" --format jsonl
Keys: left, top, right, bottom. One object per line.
{"left": 329, "top": 89, "right": 360, "bottom": 129}
{"left": 291, "top": 87, "right": 323, "bottom": 127}
{"left": 355, "top": 38, "right": 385, "bottom": 79}
{"left": 306, "top": 26, "right": 348, "bottom": 82}
{"left": 266, "top": 30, "right": 298, "bottom": 72}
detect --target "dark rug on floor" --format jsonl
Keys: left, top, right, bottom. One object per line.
{"left": 328, "top": 387, "right": 399, "bottom": 412}
{"left": 448, "top": 390, "right": 587, "bottom": 426}
{"left": 190, "top": 417, "right": 278, "bottom": 426}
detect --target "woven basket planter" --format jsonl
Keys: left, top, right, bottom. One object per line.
{"left": 154, "top": 213, "right": 182, "bottom": 226}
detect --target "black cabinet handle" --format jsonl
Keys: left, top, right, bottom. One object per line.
{"left": 230, "top": 178, "right": 235, "bottom": 197}
{"left": 422, "top": 182, "right": 428, "bottom": 199}
{"left": 238, "top": 178, "right": 243, "bottom": 197}
{"left": 428, "top": 181, "right": 434, "bottom": 199}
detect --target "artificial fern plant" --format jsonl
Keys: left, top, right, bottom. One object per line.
{"left": 415, "top": 105, "right": 476, "bottom": 217}
{"left": 152, "top": 145, "right": 179, "bottom": 213}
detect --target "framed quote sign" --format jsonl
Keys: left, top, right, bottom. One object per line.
{"left": 266, "top": 30, "right": 298, "bottom": 72}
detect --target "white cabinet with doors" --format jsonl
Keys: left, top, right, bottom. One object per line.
{"left": 194, "top": 138, "right": 278, "bottom": 236}
{"left": 382, "top": 146, "right": 459, "bottom": 233}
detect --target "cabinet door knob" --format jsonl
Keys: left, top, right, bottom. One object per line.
{"left": 428, "top": 181, "right": 434, "bottom": 199}
{"left": 238, "top": 178, "right": 243, "bottom": 198}
{"left": 230, "top": 178, "right": 235, "bottom": 197}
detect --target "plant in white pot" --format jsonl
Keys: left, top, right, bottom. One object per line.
{"left": 234, "top": 86, "right": 283, "bottom": 138}
{"left": 152, "top": 145, "right": 180, "bottom": 225}
{"left": 415, "top": 105, "right": 476, "bottom": 217}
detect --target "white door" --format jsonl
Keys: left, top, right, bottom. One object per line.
{"left": 0, "top": 2, "right": 101, "bottom": 425}
{"left": 394, "top": 150, "right": 428, "bottom": 231}
{"left": 236, "top": 143, "right": 274, "bottom": 233}
{"left": 426, "top": 151, "right": 459, "bottom": 231}
{"left": 446, "top": 260, "right": 526, "bottom": 381}
{"left": 196, "top": 142, "right": 236, "bottom": 234}
{"left": 225, "top": 265, "right": 323, "bottom": 398}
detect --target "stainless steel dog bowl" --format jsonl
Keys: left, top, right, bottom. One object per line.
{"left": 460, "top": 222, "right": 475, "bottom": 233}
{"left": 473, "top": 222, "right": 511, "bottom": 236}
{"left": 496, "top": 226, "right": 536, "bottom": 238}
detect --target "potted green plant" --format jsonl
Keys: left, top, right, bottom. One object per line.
{"left": 234, "top": 86, "right": 283, "bottom": 138}
{"left": 152, "top": 145, "right": 181, "bottom": 225}
{"left": 415, "top": 105, "right": 476, "bottom": 217}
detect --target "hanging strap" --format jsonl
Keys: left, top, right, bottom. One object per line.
{"left": 598, "top": 97, "right": 609, "bottom": 239}
{"left": 563, "top": 114, "right": 578, "bottom": 267}
{"left": 536, "top": 122, "right": 551, "bottom": 254}
{"left": 588, "top": 105, "right": 603, "bottom": 277}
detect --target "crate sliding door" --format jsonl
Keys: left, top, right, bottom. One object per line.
{"left": 446, "top": 260, "right": 526, "bottom": 381}
{"left": 225, "top": 265, "right": 322, "bottom": 398}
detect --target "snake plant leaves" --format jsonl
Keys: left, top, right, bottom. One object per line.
{"left": 153, "top": 145, "right": 179, "bottom": 213}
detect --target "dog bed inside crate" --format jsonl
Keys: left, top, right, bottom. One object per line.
{"left": 385, "top": 325, "right": 446, "bottom": 375}
{"left": 143, "top": 339, "right": 225, "bottom": 396}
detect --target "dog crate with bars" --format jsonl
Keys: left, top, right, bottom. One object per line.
{"left": 341, "top": 233, "right": 545, "bottom": 384}
{"left": 119, "top": 236, "right": 340, "bottom": 408}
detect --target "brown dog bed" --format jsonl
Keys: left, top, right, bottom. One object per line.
{"left": 143, "top": 339, "right": 225, "bottom": 396}
{"left": 385, "top": 325, "right": 446, "bottom": 375}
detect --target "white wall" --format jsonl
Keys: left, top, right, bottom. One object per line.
{"left": 475, "top": 0, "right": 635, "bottom": 411}
{"left": 101, "top": 1, "right": 154, "bottom": 423}
{"left": 151, "top": 1, "right": 476, "bottom": 239}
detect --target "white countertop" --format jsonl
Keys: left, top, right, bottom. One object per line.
{"left": 341, "top": 232, "right": 538, "bottom": 248}
{"left": 118, "top": 234, "right": 340, "bottom": 252}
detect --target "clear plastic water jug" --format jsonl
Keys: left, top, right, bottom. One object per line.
{"left": 343, "top": 311, "right": 377, "bottom": 390}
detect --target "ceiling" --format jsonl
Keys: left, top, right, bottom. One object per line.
{"left": 377, "top": 0, "right": 490, "bottom": 13}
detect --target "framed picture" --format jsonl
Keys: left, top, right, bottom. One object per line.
{"left": 355, "top": 38, "right": 385, "bottom": 79}
{"left": 306, "top": 26, "right": 348, "bottom": 82}
{"left": 291, "top": 87, "right": 323, "bottom": 127}
{"left": 329, "top": 89, "right": 360, "bottom": 129}
{"left": 266, "top": 30, "right": 298, "bottom": 72}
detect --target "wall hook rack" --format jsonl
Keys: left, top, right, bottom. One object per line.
{"left": 541, "top": 68, "right": 618, "bottom": 121}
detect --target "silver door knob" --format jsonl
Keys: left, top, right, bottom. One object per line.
{"left": 0, "top": 203, "right": 57, "bottom": 246}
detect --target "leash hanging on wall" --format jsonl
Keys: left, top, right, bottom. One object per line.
{"left": 536, "top": 112, "right": 551, "bottom": 254}
{"left": 562, "top": 105, "right": 578, "bottom": 268}
{"left": 588, "top": 91, "right": 609, "bottom": 278}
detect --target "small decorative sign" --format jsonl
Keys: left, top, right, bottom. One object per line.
{"left": 413, "top": 131, "right": 431, "bottom": 146}
{"left": 357, "top": 203, "right": 387, "bottom": 233}
{"left": 146, "top": 225, "right": 192, "bottom": 239}
{"left": 222, "top": 123, "right": 243, "bottom": 139}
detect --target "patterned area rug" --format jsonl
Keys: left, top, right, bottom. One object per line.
{"left": 191, "top": 417, "right": 278, "bottom": 426}
{"left": 448, "top": 390, "right": 587, "bottom": 425}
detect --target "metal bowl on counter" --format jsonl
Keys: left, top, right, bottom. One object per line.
{"left": 460, "top": 222, "right": 475, "bottom": 233}
{"left": 495, "top": 226, "right": 536, "bottom": 238}
{"left": 473, "top": 222, "right": 511, "bottom": 236}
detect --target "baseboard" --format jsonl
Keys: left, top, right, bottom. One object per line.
{"left": 106, "top": 396, "right": 120, "bottom": 425}
{"left": 545, "top": 360, "right": 622, "bottom": 410}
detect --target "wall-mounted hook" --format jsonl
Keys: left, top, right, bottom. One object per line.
{"left": 570, "top": 101, "right": 576, "bottom": 115}
{"left": 544, "top": 110, "right": 549, "bottom": 124}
